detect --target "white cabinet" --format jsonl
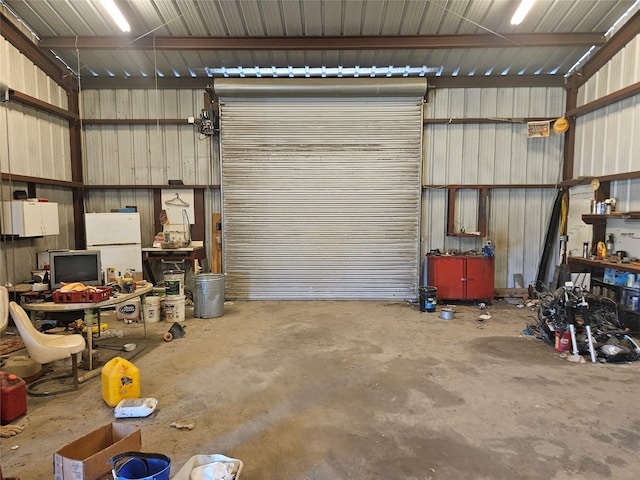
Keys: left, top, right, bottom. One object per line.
{"left": 1, "top": 201, "right": 59, "bottom": 236}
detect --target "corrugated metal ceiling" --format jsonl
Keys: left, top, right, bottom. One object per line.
{"left": 1, "top": 0, "right": 638, "bottom": 85}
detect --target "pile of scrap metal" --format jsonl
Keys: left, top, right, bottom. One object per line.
{"left": 528, "top": 285, "right": 640, "bottom": 363}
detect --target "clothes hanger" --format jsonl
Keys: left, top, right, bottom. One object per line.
{"left": 165, "top": 193, "right": 190, "bottom": 207}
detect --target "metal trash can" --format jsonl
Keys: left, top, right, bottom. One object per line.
{"left": 193, "top": 274, "right": 225, "bottom": 318}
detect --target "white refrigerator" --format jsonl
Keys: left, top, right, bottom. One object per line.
{"left": 85, "top": 213, "right": 143, "bottom": 278}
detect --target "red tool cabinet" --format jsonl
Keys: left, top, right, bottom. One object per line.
{"left": 427, "top": 255, "right": 494, "bottom": 301}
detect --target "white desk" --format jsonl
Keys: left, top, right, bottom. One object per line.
{"left": 22, "top": 285, "right": 153, "bottom": 370}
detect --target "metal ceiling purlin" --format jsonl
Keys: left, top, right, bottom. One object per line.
{"left": 38, "top": 32, "right": 606, "bottom": 50}
{"left": 75, "top": 73, "right": 567, "bottom": 90}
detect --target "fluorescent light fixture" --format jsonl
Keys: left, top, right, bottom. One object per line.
{"left": 511, "top": 0, "right": 536, "bottom": 25}
{"left": 197, "top": 65, "right": 441, "bottom": 79}
{"left": 100, "top": 0, "right": 131, "bottom": 32}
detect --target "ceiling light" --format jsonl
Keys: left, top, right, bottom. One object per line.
{"left": 100, "top": 0, "right": 131, "bottom": 32}
{"left": 511, "top": 0, "right": 535, "bottom": 25}
{"left": 201, "top": 65, "right": 440, "bottom": 78}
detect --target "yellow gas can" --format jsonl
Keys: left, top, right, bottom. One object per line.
{"left": 101, "top": 356, "right": 140, "bottom": 407}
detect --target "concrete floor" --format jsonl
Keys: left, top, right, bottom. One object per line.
{"left": 2, "top": 299, "right": 640, "bottom": 479}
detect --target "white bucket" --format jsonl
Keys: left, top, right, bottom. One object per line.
{"left": 144, "top": 295, "right": 162, "bottom": 323}
{"left": 165, "top": 295, "right": 185, "bottom": 323}
{"left": 164, "top": 270, "right": 185, "bottom": 296}
{"left": 116, "top": 297, "right": 141, "bottom": 322}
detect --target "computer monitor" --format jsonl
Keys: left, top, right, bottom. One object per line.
{"left": 49, "top": 250, "right": 102, "bottom": 290}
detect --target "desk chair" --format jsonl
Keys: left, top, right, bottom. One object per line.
{"left": 8, "top": 301, "right": 86, "bottom": 396}
{"left": 0, "top": 286, "right": 8, "bottom": 336}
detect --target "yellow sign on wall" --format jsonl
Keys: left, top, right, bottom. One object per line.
{"left": 553, "top": 117, "right": 570, "bottom": 133}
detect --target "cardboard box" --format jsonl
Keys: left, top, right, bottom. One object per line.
{"left": 54, "top": 423, "right": 141, "bottom": 480}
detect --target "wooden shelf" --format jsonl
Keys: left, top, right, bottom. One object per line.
{"left": 592, "top": 277, "right": 640, "bottom": 293}
{"left": 568, "top": 257, "right": 640, "bottom": 275}
{"left": 447, "top": 232, "right": 483, "bottom": 238}
{"left": 582, "top": 212, "right": 640, "bottom": 224}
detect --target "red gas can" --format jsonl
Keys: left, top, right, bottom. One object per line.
{"left": 554, "top": 330, "right": 571, "bottom": 353}
{"left": 0, "top": 371, "right": 27, "bottom": 425}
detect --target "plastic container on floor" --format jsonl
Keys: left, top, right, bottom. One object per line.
{"left": 101, "top": 357, "right": 140, "bottom": 407}
{"left": 144, "top": 295, "right": 161, "bottom": 323}
{"left": 1, "top": 372, "right": 27, "bottom": 425}
{"left": 116, "top": 297, "right": 141, "bottom": 322}
{"left": 114, "top": 397, "right": 158, "bottom": 418}
{"left": 555, "top": 330, "right": 571, "bottom": 352}
{"left": 165, "top": 296, "right": 185, "bottom": 322}
{"left": 2, "top": 355, "right": 42, "bottom": 383}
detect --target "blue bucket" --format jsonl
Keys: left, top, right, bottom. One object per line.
{"left": 109, "top": 452, "right": 171, "bottom": 480}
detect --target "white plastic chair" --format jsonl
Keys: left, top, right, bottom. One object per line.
{"left": 9, "top": 301, "right": 86, "bottom": 396}
{"left": 0, "top": 286, "right": 8, "bottom": 336}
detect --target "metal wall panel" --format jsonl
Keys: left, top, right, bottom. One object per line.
{"left": 82, "top": 187, "right": 221, "bottom": 273}
{"left": 219, "top": 95, "right": 423, "bottom": 300}
{"left": 423, "top": 87, "right": 565, "bottom": 288}
{"left": 567, "top": 180, "right": 640, "bottom": 262}
{"left": 0, "top": 37, "right": 71, "bottom": 181}
{"left": 579, "top": 35, "right": 640, "bottom": 105}
{"left": 421, "top": 187, "right": 557, "bottom": 289}
{"left": 574, "top": 96, "right": 640, "bottom": 177}
{"left": 424, "top": 88, "right": 565, "bottom": 184}
{"left": 0, "top": 38, "right": 73, "bottom": 285}
{"left": 425, "top": 87, "right": 565, "bottom": 188}
{"left": 606, "top": 179, "right": 640, "bottom": 264}
{"left": 566, "top": 184, "right": 594, "bottom": 258}
{"left": 570, "top": 33, "right": 640, "bottom": 260}
{"left": 79, "top": 87, "right": 221, "bottom": 278}
{"left": 0, "top": 183, "right": 74, "bottom": 286}
{"left": 574, "top": 33, "right": 640, "bottom": 178}
{"left": 491, "top": 188, "right": 558, "bottom": 289}
{"left": 580, "top": 178, "right": 640, "bottom": 239}
{"left": 0, "top": 36, "right": 68, "bottom": 109}
{"left": 81, "top": 89, "right": 217, "bottom": 186}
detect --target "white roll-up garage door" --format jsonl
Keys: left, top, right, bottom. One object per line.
{"left": 215, "top": 78, "right": 426, "bottom": 300}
